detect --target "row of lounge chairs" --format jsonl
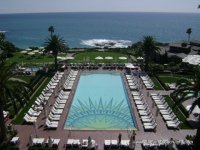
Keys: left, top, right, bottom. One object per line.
{"left": 66, "top": 138, "right": 97, "bottom": 149}
{"left": 45, "top": 70, "right": 78, "bottom": 128}
{"left": 132, "top": 91, "right": 157, "bottom": 131}
{"left": 140, "top": 74, "right": 154, "bottom": 89}
{"left": 45, "top": 91, "right": 68, "bottom": 129}
{"left": 125, "top": 74, "right": 139, "bottom": 90}
{"left": 46, "top": 90, "right": 70, "bottom": 122}
{"left": 142, "top": 139, "right": 193, "bottom": 150}
{"left": 29, "top": 137, "right": 60, "bottom": 148}
{"left": 104, "top": 140, "right": 131, "bottom": 150}
{"left": 175, "top": 139, "right": 193, "bottom": 150}
{"left": 151, "top": 93, "right": 180, "bottom": 129}
{"left": 142, "top": 139, "right": 173, "bottom": 150}
{"left": 63, "top": 70, "right": 78, "bottom": 90}
{"left": 24, "top": 71, "right": 64, "bottom": 123}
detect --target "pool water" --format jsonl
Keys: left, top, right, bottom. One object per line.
{"left": 64, "top": 72, "right": 136, "bottom": 130}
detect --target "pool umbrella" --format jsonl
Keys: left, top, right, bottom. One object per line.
{"left": 125, "top": 63, "right": 136, "bottom": 69}
{"left": 26, "top": 48, "right": 32, "bottom": 51}
{"left": 88, "top": 136, "right": 92, "bottom": 149}
{"left": 105, "top": 56, "right": 113, "bottom": 60}
{"left": 137, "top": 57, "right": 143, "bottom": 60}
{"left": 33, "top": 121, "right": 37, "bottom": 137}
{"left": 95, "top": 56, "right": 103, "bottom": 60}
{"left": 129, "top": 135, "right": 135, "bottom": 150}
{"left": 20, "top": 51, "right": 27, "bottom": 54}
{"left": 43, "top": 105, "right": 47, "bottom": 118}
{"left": 129, "top": 130, "right": 136, "bottom": 149}
{"left": 29, "top": 135, "right": 33, "bottom": 146}
{"left": 33, "top": 50, "right": 39, "bottom": 53}
{"left": 66, "top": 56, "right": 74, "bottom": 60}
{"left": 152, "top": 101, "right": 155, "bottom": 109}
{"left": 156, "top": 107, "right": 159, "bottom": 116}
{"left": 28, "top": 52, "right": 35, "bottom": 55}
{"left": 119, "top": 56, "right": 127, "bottom": 60}
{"left": 118, "top": 133, "right": 122, "bottom": 145}
{"left": 48, "top": 136, "right": 53, "bottom": 148}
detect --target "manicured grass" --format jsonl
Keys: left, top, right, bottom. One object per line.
{"left": 151, "top": 77, "right": 164, "bottom": 90}
{"left": 6, "top": 52, "right": 54, "bottom": 65}
{"left": 164, "top": 96, "right": 192, "bottom": 129}
{"left": 16, "top": 75, "right": 33, "bottom": 84}
{"left": 70, "top": 52, "right": 129, "bottom": 63}
{"left": 12, "top": 77, "right": 52, "bottom": 124}
{"left": 58, "top": 53, "right": 67, "bottom": 57}
{"left": 157, "top": 74, "right": 192, "bottom": 84}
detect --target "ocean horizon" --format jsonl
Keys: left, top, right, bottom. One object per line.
{"left": 0, "top": 12, "right": 200, "bottom": 48}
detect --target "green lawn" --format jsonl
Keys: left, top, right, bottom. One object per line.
{"left": 16, "top": 75, "right": 33, "bottom": 84}
{"left": 70, "top": 52, "right": 129, "bottom": 63}
{"left": 6, "top": 52, "right": 54, "bottom": 65}
{"left": 157, "top": 74, "right": 192, "bottom": 84}
{"left": 12, "top": 77, "right": 52, "bottom": 124}
{"left": 151, "top": 77, "right": 164, "bottom": 90}
{"left": 164, "top": 96, "right": 192, "bottom": 129}
{"left": 6, "top": 52, "right": 66, "bottom": 65}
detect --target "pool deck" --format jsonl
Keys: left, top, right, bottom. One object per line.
{"left": 13, "top": 68, "right": 196, "bottom": 150}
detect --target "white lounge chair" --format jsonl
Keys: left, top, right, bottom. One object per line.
{"left": 144, "top": 122, "right": 157, "bottom": 131}
{"left": 28, "top": 108, "right": 41, "bottom": 117}
{"left": 56, "top": 98, "right": 67, "bottom": 104}
{"left": 48, "top": 113, "right": 60, "bottom": 121}
{"left": 166, "top": 120, "right": 180, "bottom": 129}
{"left": 45, "top": 120, "right": 58, "bottom": 128}
{"left": 51, "top": 107, "right": 63, "bottom": 114}
{"left": 53, "top": 102, "right": 65, "bottom": 109}
{"left": 24, "top": 114, "right": 37, "bottom": 123}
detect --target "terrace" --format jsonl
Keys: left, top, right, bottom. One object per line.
{"left": 5, "top": 64, "right": 196, "bottom": 150}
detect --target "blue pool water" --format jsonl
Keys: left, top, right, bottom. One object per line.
{"left": 64, "top": 72, "right": 136, "bottom": 130}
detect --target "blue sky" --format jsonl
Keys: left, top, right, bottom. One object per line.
{"left": 0, "top": 0, "right": 199, "bottom": 14}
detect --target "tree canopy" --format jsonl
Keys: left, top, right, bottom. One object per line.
{"left": 0, "top": 63, "right": 31, "bottom": 142}
{"left": 44, "top": 34, "right": 66, "bottom": 70}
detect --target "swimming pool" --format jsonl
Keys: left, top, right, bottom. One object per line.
{"left": 64, "top": 72, "right": 136, "bottom": 130}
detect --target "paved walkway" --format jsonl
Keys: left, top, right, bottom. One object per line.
{"left": 13, "top": 69, "right": 196, "bottom": 150}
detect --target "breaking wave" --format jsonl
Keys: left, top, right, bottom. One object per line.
{"left": 81, "top": 39, "right": 132, "bottom": 48}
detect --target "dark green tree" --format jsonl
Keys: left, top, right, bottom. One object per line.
{"left": 141, "top": 36, "right": 160, "bottom": 71}
{"left": 186, "top": 28, "right": 192, "bottom": 42}
{"left": 172, "top": 66, "right": 200, "bottom": 150}
{"left": 0, "top": 32, "right": 19, "bottom": 62}
{"left": 0, "top": 63, "right": 30, "bottom": 142}
{"left": 44, "top": 35, "right": 66, "bottom": 70}
{"left": 48, "top": 26, "right": 55, "bottom": 37}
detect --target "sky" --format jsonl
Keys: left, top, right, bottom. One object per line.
{"left": 0, "top": 0, "right": 199, "bottom": 14}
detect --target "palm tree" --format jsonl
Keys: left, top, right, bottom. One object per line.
{"left": 0, "top": 63, "right": 30, "bottom": 142}
{"left": 186, "top": 28, "right": 192, "bottom": 42}
{"left": 189, "top": 97, "right": 200, "bottom": 150}
{"left": 0, "top": 32, "right": 5, "bottom": 49}
{"left": 48, "top": 26, "right": 55, "bottom": 37}
{"left": 0, "top": 32, "right": 5, "bottom": 41}
{"left": 45, "top": 35, "right": 65, "bottom": 71}
{"left": 0, "top": 33, "right": 6, "bottom": 62}
{"left": 173, "top": 66, "right": 200, "bottom": 101}
{"left": 172, "top": 66, "right": 200, "bottom": 150}
{"left": 141, "top": 36, "right": 160, "bottom": 71}
{"left": 0, "top": 32, "right": 17, "bottom": 62}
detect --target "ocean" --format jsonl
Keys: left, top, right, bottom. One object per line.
{"left": 0, "top": 12, "right": 200, "bottom": 48}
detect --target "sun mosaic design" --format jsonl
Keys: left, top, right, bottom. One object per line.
{"left": 65, "top": 98, "right": 135, "bottom": 130}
